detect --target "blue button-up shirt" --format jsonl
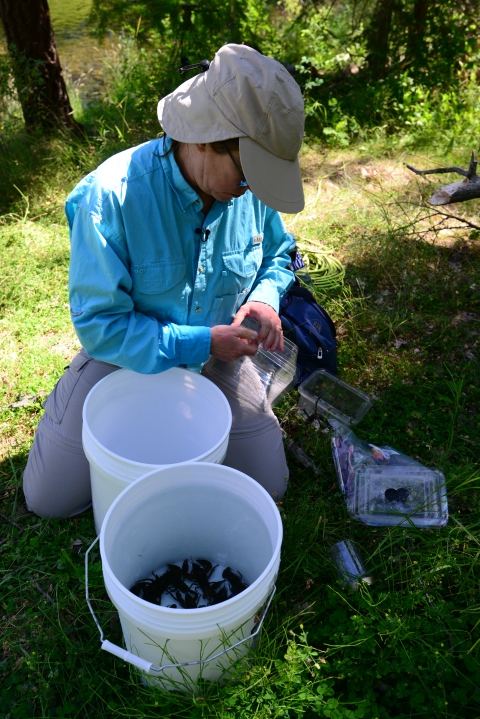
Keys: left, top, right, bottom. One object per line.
{"left": 66, "top": 136, "right": 295, "bottom": 374}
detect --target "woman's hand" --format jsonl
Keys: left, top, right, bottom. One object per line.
{"left": 232, "top": 301, "right": 284, "bottom": 351}
{"left": 210, "top": 325, "right": 259, "bottom": 362}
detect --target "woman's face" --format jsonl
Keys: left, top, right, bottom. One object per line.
{"left": 177, "top": 143, "right": 250, "bottom": 204}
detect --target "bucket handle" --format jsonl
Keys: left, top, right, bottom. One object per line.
{"left": 85, "top": 536, "right": 276, "bottom": 676}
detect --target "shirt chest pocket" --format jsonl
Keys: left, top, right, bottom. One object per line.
{"left": 131, "top": 259, "right": 186, "bottom": 294}
{"left": 221, "top": 246, "right": 263, "bottom": 295}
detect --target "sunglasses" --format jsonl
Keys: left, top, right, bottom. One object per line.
{"left": 223, "top": 142, "right": 249, "bottom": 188}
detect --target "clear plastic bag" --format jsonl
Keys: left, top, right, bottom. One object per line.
{"left": 331, "top": 421, "right": 448, "bottom": 527}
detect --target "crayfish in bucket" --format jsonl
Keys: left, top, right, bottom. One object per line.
{"left": 130, "top": 558, "right": 249, "bottom": 609}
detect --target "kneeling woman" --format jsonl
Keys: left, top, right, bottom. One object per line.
{"left": 23, "top": 43, "right": 305, "bottom": 518}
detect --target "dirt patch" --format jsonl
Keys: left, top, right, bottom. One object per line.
{"left": 291, "top": 147, "right": 480, "bottom": 247}
{"left": 37, "top": 329, "right": 81, "bottom": 361}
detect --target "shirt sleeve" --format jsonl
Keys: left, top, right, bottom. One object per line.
{"left": 68, "top": 205, "right": 211, "bottom": 374}
{"left": 246, "top": 209, "right": 296, "bottom": 312}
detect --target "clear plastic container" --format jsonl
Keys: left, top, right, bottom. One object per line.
{"left": 329, "top": 540, "right": 373, "bottom": 589}
{"left": 203, "top": 318, "right": 298, "bottom": 410}
{"left": 330, "top": 422, "right": 449, "bottom": 528}
{"left": 298, "top": 369, "right": 372, "bottom": 425}
{"left": 247, "top": 325, "right": 297, "bottom": 406}
{"left": 347, "top": 466, "right": 448, "bottom": 527}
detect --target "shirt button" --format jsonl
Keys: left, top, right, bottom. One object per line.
{"left": 198, "top": 266, "right": 203, "bottom": 273}
{"left": 195, "top": 307, "right": 201, "bottom": 313}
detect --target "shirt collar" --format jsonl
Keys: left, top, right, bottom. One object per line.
{"left": 158, "top": 135, "right": 202, "bottom": 213}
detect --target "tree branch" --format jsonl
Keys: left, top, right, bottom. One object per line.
{"left": 405, "top": 163, "right": 470, "bottom": 178}
{"left": 424, "top": 206, "right": 480, "bottom": 231}
{"left": 407, "top": 202, "right": 480, "bottom": 231}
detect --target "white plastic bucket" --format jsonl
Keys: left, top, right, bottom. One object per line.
{"left": 95, "top": 462, "right": 282, "bottom": 691}
{"left": 82, "top": 368, "right": 232, "bottom": 534}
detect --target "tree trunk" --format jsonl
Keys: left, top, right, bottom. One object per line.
{"left": 0, "top": 0, "right": 82, "bottom": 133}
{"left": 229, "top": 0, "right": 240, "bottom": 44}
{"left": 404, "top": 0, "right": 429, "bottom": 66}
{"left": 364, "top": 0, "right": 395, "bottom": 79}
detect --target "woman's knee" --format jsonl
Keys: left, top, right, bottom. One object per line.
{"left": 23, "top": 350, "right": 119, "bottom": 519}
{"left": 23, "top": 419, "right": 92, "bottom": 518}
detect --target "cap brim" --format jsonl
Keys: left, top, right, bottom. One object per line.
{"left": 240, "top": 136, "right": 304, "bottom": 214}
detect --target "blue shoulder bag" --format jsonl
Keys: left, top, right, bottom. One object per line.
{"left": 279, "top": 250, "right": 338, "bottom": 384}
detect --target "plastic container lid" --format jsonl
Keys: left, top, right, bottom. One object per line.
{"left": 241, "top": 316, "right": 297, "bottom": 369}
{"left": 298, "top": 369, "right": 372, "bottom": 425}
{"left": 203, "top": 318, "right": 298, "bottom": 410}
{"left": 347, "top": 466, "right": 448, "bottom": 527}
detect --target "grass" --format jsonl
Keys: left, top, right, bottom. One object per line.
{"left": 1, "top": 111, "right": 480, "bottom": 717}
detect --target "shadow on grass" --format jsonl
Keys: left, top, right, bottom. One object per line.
{"left": 0, "top": 445, "right": 27, "bottom": 485}
{"left": 311, "top": 219, "right": 480, "bottom": 475}
{"left": 0, "top": 445, "right": 30, "bottom": 522}
{"left": 0, "top": 122, "right": 129, "bottom": 217}
{"left": 0, "top": 127, "right": 71, "bottom": 216}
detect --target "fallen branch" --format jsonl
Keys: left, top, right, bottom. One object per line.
{"left": 406, "top": 152, "right": 480, "bottom": 205}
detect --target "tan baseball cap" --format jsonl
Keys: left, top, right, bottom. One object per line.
{"left": 157, "top": 44, "right": 305, "bottom": 213}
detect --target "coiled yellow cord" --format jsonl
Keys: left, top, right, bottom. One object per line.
{"left": 295, "top": 242, "right": 345, "bottom": 291}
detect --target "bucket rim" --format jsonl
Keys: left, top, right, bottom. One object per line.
{"left": 99, "top": 462, "right": 283, "bottom": 616}
{"left": 82, "top": 367, "right": 232, "bottom": 468}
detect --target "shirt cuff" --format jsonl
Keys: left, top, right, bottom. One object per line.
{"left": 246, "top": 284, "right": 281, "bottom": 313}
{"left": 177, "top": 325, "right": 211, "bottom": 365}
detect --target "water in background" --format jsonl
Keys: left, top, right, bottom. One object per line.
{"left": 0, "top": 0, "right": 115, "bottom": 102}
{"left": 47, "top": 0, "right": 93, "bottom": 40}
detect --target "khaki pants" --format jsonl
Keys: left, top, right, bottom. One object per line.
{"left": 23, "top": 349, "right": 289, "bottom": 518}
